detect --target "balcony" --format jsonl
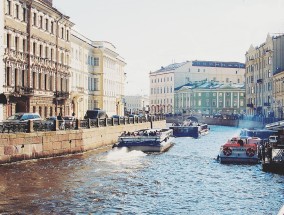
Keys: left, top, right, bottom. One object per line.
{"left": 54, "top": 91, "right": 69, "bottom": 100}
{"left": 11, "top": 86, "right": 34, "bottom": 96}
{"left": 264, "top": 102, "right": 271, "bottom": 107}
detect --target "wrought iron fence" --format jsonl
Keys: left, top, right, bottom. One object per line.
{"left": 0, "top": 115, "right": 165, "bottom": 134}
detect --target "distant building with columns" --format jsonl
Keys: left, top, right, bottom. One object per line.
{"left": 149, "top": 60, "right": 245, "bottom": 114}
{"left": 174, "top": 80, "right": 246, "bottom": 115}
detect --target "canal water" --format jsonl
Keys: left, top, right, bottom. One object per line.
{"left": 0, "top": 126, "right": 283, "bottom": 215}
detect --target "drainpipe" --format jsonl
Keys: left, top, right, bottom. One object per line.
{"left": 55, "top": 15, "right": 64, "bottom": 115}
{"left": 27, "top": 0, "right": 33, "bottom": 112}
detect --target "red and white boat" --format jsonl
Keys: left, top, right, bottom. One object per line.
{"left": 218, "top": 137, "right": 262, "bottom": 164}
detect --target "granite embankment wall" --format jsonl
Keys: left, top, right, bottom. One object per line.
{"left": 0, "top": 120, "right": 166, "bottom": 164}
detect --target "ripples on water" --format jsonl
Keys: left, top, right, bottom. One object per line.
{"left": 0, "top": 126, "right": 283, "bottom": 214}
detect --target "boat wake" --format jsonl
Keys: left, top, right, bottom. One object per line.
{"left": 105, "top": 147, "right": 147, "bottom": 162}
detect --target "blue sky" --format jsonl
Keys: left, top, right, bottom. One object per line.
{"left": 54, "top": 0, "right": 284, "bottom": 95}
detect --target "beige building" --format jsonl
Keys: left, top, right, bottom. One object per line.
{"left": 70, "top": 31, "right": 126, "bottom": 119}
{"left": 1, "top": 0, "right": 74, "bottom": 119}
{"left": 149, "top": 60, "right": 245, "bottom": 114}
{"left": 245, "top": 34, "right": 284, "bottom": 118}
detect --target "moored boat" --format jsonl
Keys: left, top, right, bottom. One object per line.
{"left": 169, "top": 120, "right": 209, "bottom": 138}
{"left": 112, "top": 128, "right": 174, "bottom": 153}
{"left": 262, "top": 135, "right": 284, "bottom": 174}
{"left": 218, "top": 136, "right": 261, "bottom": 164}
{"left": 261, "top": 121, "right": 284, "bottom": 174}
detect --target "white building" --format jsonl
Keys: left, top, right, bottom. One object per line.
{"left": 124, "top": 95, "right": 149, "bottom": 114}
{"left": 0, "top": 0, "right": 4, "bottom": 120}
{"left": 149, "top": 60, "right": 245, "bottom": 114}
{"left": 70, "top": 30, "right": 93, "bottom": 119}
{"left": 70, "top": 31, "right": 126, "bottom": 118}
{"left": 93, "top": 41, "right": 126, "bottom": 116}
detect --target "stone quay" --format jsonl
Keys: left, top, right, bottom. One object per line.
{"left": 0, "top": 119, "right": 166, "bottom": 164}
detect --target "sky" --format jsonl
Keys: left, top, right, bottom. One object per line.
{"left": 54, "top": 0, "right": 284, "bottom": 95}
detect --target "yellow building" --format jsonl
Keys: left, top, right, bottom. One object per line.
{"left": 1, "top": 0, "right": 74, "bottom": 119}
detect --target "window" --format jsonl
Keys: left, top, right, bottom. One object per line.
{"left": 268, "top": 70, "right": 271, "bottom": 78}
{"left": 226, "top": 78, "right": 229, "bottom": 83}
{"left": 15, "top": 4, "right": 19, "bottom": 19}
{"left": 51, "top": 49, "right": 53, "bottom": 61}
{"left": 21, "top": 70, "right": 25, "bottom": 87}
{"left": 6, "top": 0, "right": 11, "bottom": 15}
{"left": 7, "top": 33, "right": 11, "bottom": 48}
{"left": 44, "top": 74, "right": 48, "bottom": 90}
{"left": 61, "top": 27, "right": 64, "bottom": 39}
{"left": 23, "top": 8, "right": 26, "bottom": 22}
{"left": 66, "top": 30, "right": 69, "bottom": 41}
{"left": 33, "top": 13, "right": 37, "bottom": 26}
{"left": 33, "top": 72, "right": 36, "bottom": 88}
{"left": 51, "top": 21, "right": 54, "bottom": 34}
{"left": 22, "top": 39, "right": 26, "bottom": 52}
{"left": 15, "top": 37, "right": 19, "bottom": 51}
{"left": 45, "top": 47, "right": 48, "bottom": 58}
{"left": 39, "top": 45, "right": 42, "bottom": 57}
{"left": 94, "top": 58, "right": 99, "bottom": 66}
{"left": 39, "top": 16, "right": 43, "bottom": 28}
{"left": 6, "top": 67, "right": 11, "bottom": 86}
{"left": 45, "top": 18, "right": 49, "bottom": 31}
{"left": 38, "top": 73, "right": 42, "bottom": 89}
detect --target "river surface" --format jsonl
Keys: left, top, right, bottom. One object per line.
{"left": 0, "top": 126, "right": 283, "bottom": 215}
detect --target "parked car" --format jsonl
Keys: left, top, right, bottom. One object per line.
{"left": 111, "top": 115, "right": 124, "bottom": 119}
{"left": 63, "top": 116, "right": 76, "bottom": 129}
{"left": 4, "top": 113, "right": 42, "bottom": 123}
{"left": 46, "top": 116, "right": 65, "bottom": 130}
{"left": 84, "top": 110, "right": 108, "bottom": 119}
{"left": 1, "top": 113, "right": 42, "bottom": 132}
{"left": 128, "top": 114, "right": 138, "bottom": 118}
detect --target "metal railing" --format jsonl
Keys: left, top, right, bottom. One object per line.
{"left": 0, "top": 116, "right": 165, "bottom": 134}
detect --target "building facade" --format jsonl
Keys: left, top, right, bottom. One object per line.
{"left": 93, "top": 41, "right": 126, "bottom": 117}
{"left": 124, "top": 95, "right": 149, "bottom": 115}
{"left": 149, "top": 60, "right": 245, "bottom": 114}
{"left": 70, "top": 32, "right": 126, "bottom": 119}
{"left": 1, "top": 0, "right": 74, "bottom": 119}
{"left": 245, "top": 34, "right": 284, "bottom": 118}
{"left": 70, "top": 30, "right": 94, "bottom": 119}
{"left": 174, "top": 81, "right": 246, "bottom": 115}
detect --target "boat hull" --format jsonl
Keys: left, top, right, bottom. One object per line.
{"left": 169, "top": 125, "right": 208, "bottom": 138}
{"left": 220, "top": 157, "right": 259, "bottom": 164}
{"left": 219, "top": 146, "right": 259, "bottom": 164}
{"left": 262, "top": 162, "right": 284, "bottom": 174}
{"left": 114, "top": 141, "right": 173, "bottom": 153}
{"left": 113, "top": 129, "right": 174, "bottom": 153}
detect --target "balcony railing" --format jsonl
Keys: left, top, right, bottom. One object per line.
{"left": 54, "top": 91, "right": 69, "bottom": 99}
{"left": 13, "top": 86, "right": 34, "bottom": 96}
{"left": 264, "top": 102, "right": 271, "bottom": 107}
{"left": 247, "top": 103, "right": 254, "bottom": 108}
